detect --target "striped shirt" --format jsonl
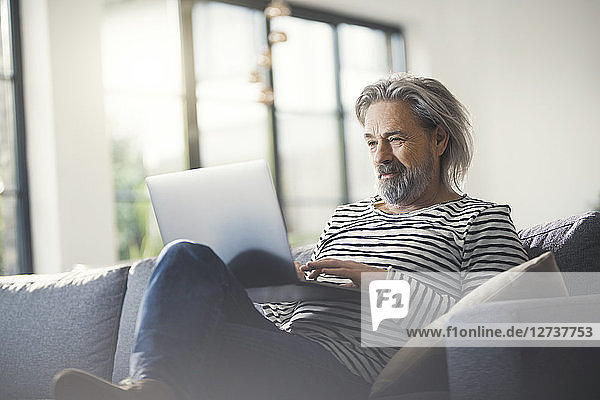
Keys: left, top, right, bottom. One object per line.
{"left": 257, "top": 195, "right": 528, "bottom": 383}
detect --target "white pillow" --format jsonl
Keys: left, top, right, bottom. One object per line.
{"left": 370, "top": 252, "right": 567, "bottom": 398}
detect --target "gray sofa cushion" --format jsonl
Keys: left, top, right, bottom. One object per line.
{"left": 291, "top": 244, "right": 315, "bottom": 265}
{"left": 112, "top": 258, "right": 157, "bottom": 383}
{"left": 0, "top": 265, "right": 129, "bottom": 399}
{"left": 520, "top": 211, "right": 600, "bottom": 295}
{"left": 519, "top": 211, "right": 600, "bottom": 273}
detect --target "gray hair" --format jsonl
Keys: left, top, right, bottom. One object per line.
{"left": 355, "top": 73, "right": 473, "bottom": 191}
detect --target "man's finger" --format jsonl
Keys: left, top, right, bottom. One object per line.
{"left": 308, "top": 268, "right": 322, "bottom": 279}
{"left": 306, "top": 259, "right": 344, "bottom": 269}
{"left": 315, "top": 268, "right": 350, "bottom": 279}
{"left": 294, "top": 262, "right": 306, "bottom": 280}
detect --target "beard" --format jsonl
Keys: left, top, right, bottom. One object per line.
{"left": 375, "top": 153, "right": 434, "bottom": 206}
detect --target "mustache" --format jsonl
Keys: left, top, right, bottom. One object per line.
{"left": 376, "top": 161, "right": 406, "bottom": 175}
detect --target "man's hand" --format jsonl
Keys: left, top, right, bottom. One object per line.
{"left": 294, "top": 261, "right": 306, "bottom": 281}
{"left": 300, "top": 258, "right": 382, "bottom": 287}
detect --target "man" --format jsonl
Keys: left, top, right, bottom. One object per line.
{"left": 54, "top": 74, "right": 528, "bottom": 400}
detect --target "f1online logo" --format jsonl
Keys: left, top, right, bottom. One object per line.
{"left": 369, "top": 280, "right": 410, "bottom": 331}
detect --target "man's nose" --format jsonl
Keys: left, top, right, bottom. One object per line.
{"left": 373, "top": 141, "right": 393, "bottom": 164}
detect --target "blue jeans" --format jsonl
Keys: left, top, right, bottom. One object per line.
{"left": 129, "top": 241, "right": 371, "bottom": 400}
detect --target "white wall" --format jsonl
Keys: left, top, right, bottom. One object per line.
{"left": 295, "top": 0, "right": 600, "bottom": 229}
{"left": 21, "top": 0, "right": 117, "bottom": 273}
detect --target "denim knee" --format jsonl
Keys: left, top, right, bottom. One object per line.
{"left": 154, "top": 240, "right": 225, "bottom": 278}
{"left": 160, "top": 240, "right": 215, "bottom": 259}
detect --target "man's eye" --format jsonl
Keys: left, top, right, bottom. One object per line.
{"left": 389, "top": 137, "right": 403, "bottom": 143}
{"left": 367, "top": 141, "right": 377, "bottom": 147}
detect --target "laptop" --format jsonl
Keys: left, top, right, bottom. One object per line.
{"left": 145, "top": 160, "right": 359, "bottom": 301}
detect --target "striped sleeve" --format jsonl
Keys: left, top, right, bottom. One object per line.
{"left": 309, "top": 211, "right": 334, "bottom": 262}
{"left": 461, "top": 204, "right": 528, "bottom": 296}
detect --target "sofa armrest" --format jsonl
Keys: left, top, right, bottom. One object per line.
{"left": 446, "top": 295, "right": 600, "bottom": 400}
{"left": 112, "top": 258, "right": 157, "bottom": 383}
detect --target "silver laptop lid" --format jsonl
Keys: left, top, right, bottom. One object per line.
{"left": 145, "top": 160, "right": 294, "bottom": 268}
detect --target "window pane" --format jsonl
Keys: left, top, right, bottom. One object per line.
{"left": 0, "top": 194, "right": 17, "bottom": 274}
{"left": 192, "top": 2, "right": 264, "bottom": 80}
{"left": 0, "top": 77, "right": 17, "bottom": 275}
{"left": 338, "top": 24, "right": 389, "bottom": 110}
{"left": 112, "top": 127, "right": 164, "bottom": 260}
{"left": 192, "top": 2, "right": 268, "bottom": 167}
{"left": 197, "top": 100, "right": 269, "bottom": 166}
{"left": 286, "top": 203, "right": 337, "bottom": 247}
{"left": 339, "top": 24, "right": 388, "bottom": 71}
{"left": 271, "top": 16, "right": 337, "bottom": 113}
{"left": 0, "top": 195, "right": 3, "bottom": 274}
{"left": 345, "top": 115, "right": 376, "bottom": 201}
{"left": 105, "top": 94, "right": 186, "bottom": 175}
{"left": 0, "top": 79, "right": 15, "bottom": 191}
{"left": 339, "top": 24, "right": 391, "bottom": 202}
{"left": 277, "top": 113, "right": 341, "bottom": 200}
{"left": 105, "top": 94, "right": 185, "bottom": 260}
{"left": 277, "top": 112, "right": 341, "bottom": 244}
{"left": 102, "top": 0, "right": 184, "bottom": 261}
{"left": 0, "top": 0, "right": 12, "bottom": 76}
{"left": 391, "top": 33, "right": 407, "bottom": 72}
{"left": 102, "top": 0, "right": 182, "bottom": 93}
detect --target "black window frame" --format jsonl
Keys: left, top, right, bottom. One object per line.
{"left": 0, "top": 0, "right": 33, "bottom": 274}
{"left": 181, "top": 0, "right": 405, "bottom": 206}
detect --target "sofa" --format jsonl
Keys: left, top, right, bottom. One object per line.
{"left": 1, "top": 211, "right": 598, "bottom": 400}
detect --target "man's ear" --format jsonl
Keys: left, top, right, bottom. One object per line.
{"left": 433, "top": 126, "right": 449, "bottom": 156}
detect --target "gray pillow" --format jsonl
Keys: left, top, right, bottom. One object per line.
{"left": 519, "top": 211, "right": 600, "bottom": 273}
{"left": 0, "top": 265, "right": 129, "bottom": 399}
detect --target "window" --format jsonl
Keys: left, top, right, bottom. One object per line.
{"left": 103, "top": 0, "right": 405, "bottom": 260}
{"left": 102, "top": 0, "right": 185, "bottom": 260}
{"left": 0, "top": 0, "right": 31, "bottom": 275}
{"left": 188, "top": 1, "right": 405, "bottom": 246}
